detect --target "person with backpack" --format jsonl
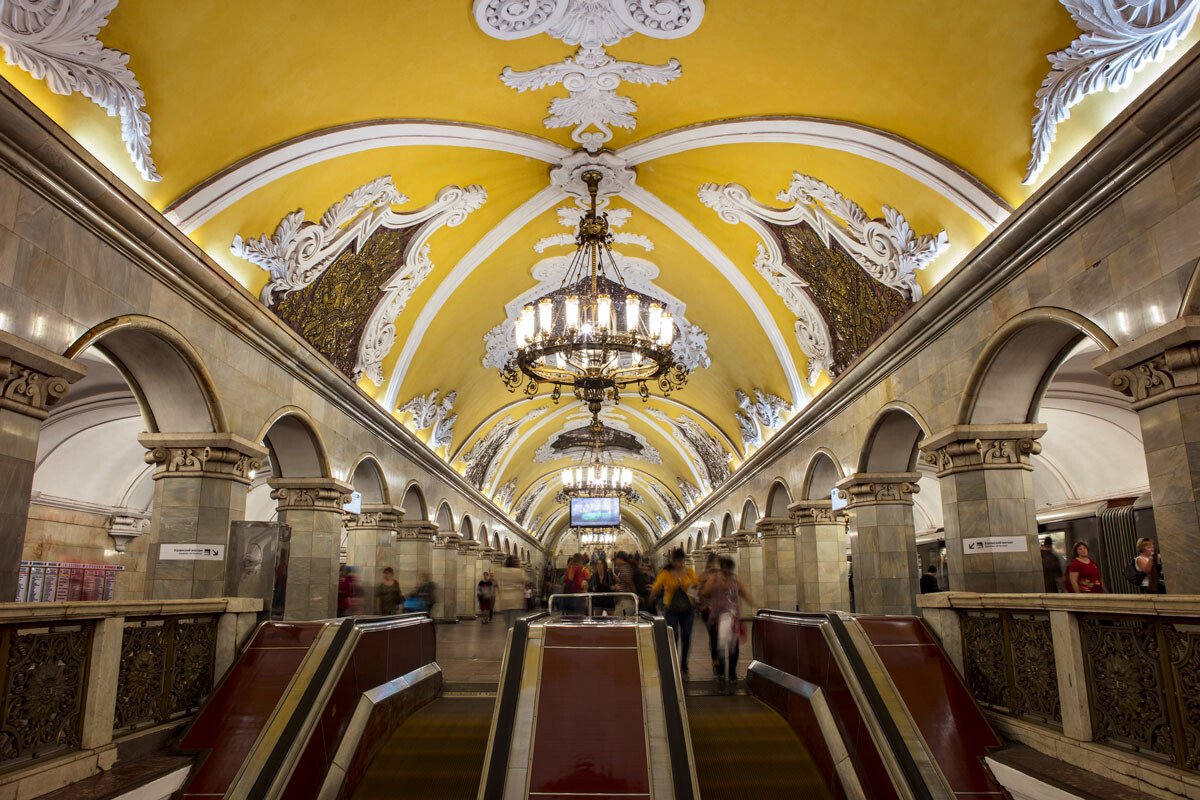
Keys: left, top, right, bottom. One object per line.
{"left": 652, "top": 548, "right": 699, "bottom": 677}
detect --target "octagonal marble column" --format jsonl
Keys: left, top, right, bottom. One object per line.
{"left": 922, "top": 424, "right": 1046, "bottom": 593}
{"left": 394, "top": 520, "right": 438, "bottom": 603}
{"left": 141, "top": 432, "right": 266, "bottom": 601}
{"left": 432, "top": 533, "right": 460, "bottom": 621}
{"left": 457, "top": 541, "right": 480, "bottom": 619}
{"left": 269, "top": 477, "right": 353, "bottom": 620}
{"left": 734, "top": 530, "right": 763, "bottom": 614}
{"left": 789, "top": 500, "right": 850, "bottom": 612}
{"left": 0, "top": 331, "right": 86, "bottom": 599}
{"left": 836, "top": 472, "right": 921, "bottom": 616}
{"left": 344, "top": 503, "right": 403, "bottom": 613}
{"left": 757, "top": 518, "right": 798, "bottom": 612}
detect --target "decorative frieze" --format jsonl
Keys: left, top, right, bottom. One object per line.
{"left": 140, "top": 433, "right": 266, "bottom": 485}
{"left": 346, "top": 504, "right": 403, "bottom": 530}
{"left": 107, "top": 514, "right": 149, "bottom": 552}
{"left": 835, "top": 472, "right": 921, "bottom": 508}
{"left": 755, "top": 517, "right": 794, "bottom": 538}
{"left": 787, "top": 502, "right": 850, "bottom": 526}
{"left": 1093, "top": 317, "right": 1200, "bottom": 409}
{"left": 0, "top": 331, "right": 86, "bottom": 420}
{"left": 920, "top": 424, "right": 1046, "bottom": 477}
{"left": 435, "top": 533, "right": 462, "bottom": 551}
{"left": 395, "top": 520, "right": 439, "bottom": 541}
{"left": 268, "top": 477, "right": 354, "bottom": 511}
{"left": 397, "top": 389, "right": 457, "bottom": 453}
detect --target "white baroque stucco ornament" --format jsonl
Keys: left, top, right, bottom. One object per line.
{"left": 1024, "top": 0, "right": 1200, "bottom": 184}
{"left": 459, "top": 405, "right": 549, "bottom": 490}
{"left": 493, "top": 478, "right": 517, "bottom": 511}
{"left": 646, "top": 407, "right": 731, "bottom": 490}
{"left": 0, "top": 0, "right": 159, "bottom": 181}
{"left": 398, "top": 389, "right": 458, "bottom": 453}
{"left": 474, "top": 0, "right": 705, "bottom": 151}
{"left": 699, "top": 176, "right": 948, "bottom": 384}
{"left": 677, "top": 477, "right": 701, "bottom": 507}
{"left": 735, "top": 388, "right": 791, "bottom": 450}
{"left": 231, "top": 177, "right": 486, "bottom": 385}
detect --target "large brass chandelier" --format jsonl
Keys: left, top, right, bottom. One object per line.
{"left": 500, "top": 170, "right": 688, "bottom": 414}
{"left": 555, "top": 419, "right": 641, "bottom": 504}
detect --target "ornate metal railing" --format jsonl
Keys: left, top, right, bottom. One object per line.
{"left": 0, "top": 598, "right": 259, "bottom": 773}
{"left": 919, "top": 593, "right": 1200, "bottom": 780}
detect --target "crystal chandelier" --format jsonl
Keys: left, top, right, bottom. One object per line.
{"left": 500, "top": 170, "right": 688, "bottom": 415}
{"left": 555, "top": 419, "right": 641, "bottom": 503}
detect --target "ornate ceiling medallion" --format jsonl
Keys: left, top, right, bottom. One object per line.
{"left": 0, "top": 0, "right": 159, "bottom": 181}
{"left": 1024, "top": 0, "right": 1200, "bottom": 184}
{"left": 231, "top": 177, "right": 486, "bottom": 385}
{"left": 474, "top": 0, "right": 705, "bottom": 151}
{"left": 699, "top": 174, "right": 948, "bottom": 385}
{"left": 397, "top": 389, "right": 457, "bottom": 454}
{"left": 735, "top": 388, "right": 791, "bottom": 451}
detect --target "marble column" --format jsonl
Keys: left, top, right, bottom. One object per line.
{"left": 344, "top": 503, "right": 403, "bottom": 613}
{"left": 835, "top": 472, "right": 921, "bottom": 616}
{"left": 789, "top": 500, "right": 851, "bottom": 612}
{"left": 1095, "top": 318, "right": 1200, "bottom": 593}
{"left": 269, "top": 477, "right": 353, "bottom": 620}
{"left": 141, "top": 433, "right": 266, "bottom": 600}
{"left": 394, "top": 520, "right": 437, "bottom": 603}
{"left": 0, "top": 331, "right": 86, "bottom": 599}
{"left": 734, "top": 531, "right": 763, "bottom": 614}
{"left": 922, "top": 424, "right": 1046, "bottom": 593}
{"left": 757, "top": 518, "right": 799, "bottom": 612}
{"left": 432, "top": 533, "right": 460, "bottom": 621}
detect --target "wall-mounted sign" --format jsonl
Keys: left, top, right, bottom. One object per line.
{"left": 17, "top": 561, "right": 124, "bottom": 602}
{"left": 963, "top": 536, "right": 1028, "bottom": 554}
{"left": 159, "top": 544, "right": 225, "bottom": 561}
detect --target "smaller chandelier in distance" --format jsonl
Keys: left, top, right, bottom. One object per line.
{"left": 577, "top": 529, "right": 619, "bottom": 547}
{"left": 500, "top": 169, "right": 688, "bottom": 415}
{"left": 554, "top": 419, "right": 641, "bottom": 504}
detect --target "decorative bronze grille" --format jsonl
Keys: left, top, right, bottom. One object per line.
{"left": 1081, "top": 615, "right": 1200, "bottom": 768}
{"left": 960, "top": 610, "right": 1060, "bottom": 726}
{"left": 0, "top": 622, "right": 93, "bottom": 767}
{"left": 113, "top": 615, "right": 217, "bottom": 733}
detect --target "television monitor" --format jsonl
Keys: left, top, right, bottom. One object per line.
{"left": 570, "top": 496, "right": 620, "bottom": 527}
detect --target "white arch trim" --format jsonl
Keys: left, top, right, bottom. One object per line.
{"left": 164, "top": 121, "right": 572, "bottom": 234}
{"left": 616, "top": 117, "right": 1011, "bottom": 230}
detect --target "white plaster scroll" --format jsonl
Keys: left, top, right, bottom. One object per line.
{"left": 397, "top": 389, "right": 457, "bottom": 453}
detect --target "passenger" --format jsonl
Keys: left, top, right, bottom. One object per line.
{"left": 1040, "top": 536, "right": 1063, "bottom": 592}
{"left": 1065, "top": 542, "right": 1104, "bottom": 593}
{"left": 701, "top": 556, "right": 755, "bottom": 684}
{"left": 698, "top": 554, "right": 720, "bottom": 678}
{"left": 376, "top": 566, "right": 402, "bottom": 615}
{"left": 524, "top": 581, "right": 535, "bottom": 610}
{"left": 477, "top": 571, "right": 496, "bottom": 622}
{"left": 590, "top": 556, "right": 616, "bottom": 614}
{"left": 405, "top": 573, "right": 436, "bottom": 614}
{"left": 560, "top": 554, "right": 589, "bottom": 614}
{"left": 496, "top": 559, "right": 526, "bottom": 628}
{"left": 338, "top": 565, "right": 361, "bottom": 617}
{"left": 919, "top": 565, "right": 939, "bottom": 594}
{"left": 1134, "top": 537, "right": 1164, "bottom": 594}
{"left": 652, "top": 548, "right": 699, "bottom": 677}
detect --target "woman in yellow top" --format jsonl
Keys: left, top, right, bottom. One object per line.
{"left": 652, "top": 548, "right": 699, "bottom": 677}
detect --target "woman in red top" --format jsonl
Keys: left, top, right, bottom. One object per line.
{"left": 1065, "top": 542, "right": 1104, "bottom": 593}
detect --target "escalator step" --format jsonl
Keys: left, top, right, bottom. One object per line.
{"left": 352, "top": 697, "right": 495, "bottom": 800}
{"left": 686, "top": 695, "right": 833, "bottom": 800}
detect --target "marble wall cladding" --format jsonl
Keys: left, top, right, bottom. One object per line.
{"left": 796, "top": 521, "right": 851, "bottom": 612}
{"left": 457, "top": 548, "right": 478, "bottom": 619}
{"left": 22, "top": 503, "right": 148, "bottom": 599}
{"left": 344, "top": 526, "right": 393, "bottom": 613}
{"left": 144, "top": 474, "right": 247, "bottom": 601}
{"left": 760, "top": 534, "right": 798, "bottom": 612}
{"left": 941, "top": 468, "right": 1042, "bottom": 593}
{"left": 395, "top": 537, "right": 433, "bottom": 605}
{"left": 850, "top": 503, "right": 920, "bottom": 616}
{"left": 278, "top": 506, "right": 341, "bottom": 620}
{"left": 432, "top": 542, "right": 459, "bottom": 620}
{"left": 736, "top": 539, "right": 764, "bottom": 615}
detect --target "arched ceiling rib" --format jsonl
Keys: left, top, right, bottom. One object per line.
{"left": 5, "top": 0, "right": 1197, "bottom": 548}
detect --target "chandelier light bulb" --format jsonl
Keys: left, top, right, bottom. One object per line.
{"left": 622, "top": 467, "right": 632, "bottom": 485}
{"left": 597, "top": 294, "right": 611, "bottom": 330}
{"left": 565, "top": 295, "right": 580, "bottom": 329}
{"left": 517, "top": 305, "right": 535, "bottom": 345}
{"left": 561, "top": 470, "right": 570, "bottom": 486}
{"left": 625, "top": 294, "right": 639, "bottom": 332}
{"left": 574, "top": 467, "right": 582, "bottom": 485}
{"left": 648, "top": 303, "right": 663, "bottom": 336}
{"left": 659, "top": 311, "right": 674, "bottom": 345}
{"left": 538, "top": 298, "right": 553, "bottom": 335}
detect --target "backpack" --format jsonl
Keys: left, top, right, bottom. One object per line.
{"left": 1124, "top": 560, "right": 1144, "bottom": 586}
{"left": 666, "top": 574, "right": 693, "bottom": 615}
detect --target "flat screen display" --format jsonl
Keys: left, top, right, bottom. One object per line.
{"left": 570, "top": 496, "right": 620, "bottom": 527}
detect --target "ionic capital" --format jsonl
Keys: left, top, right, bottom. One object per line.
{"left": 835, "top": 472, "right": 921, "bottom": 508}
{"left": 920, "top": 424, "right": 1046, "bottom": 477}
{"left": 0, "top": 331, "right": 86, "bottom": 420}
{"left": 141, "top": 432, "right": 268, "bottom": 484}
{"left": 787, "top": 500, "right": 850, "bottom": 526}
{"left": 395, "top": 520, "right": 439, "bottom": 541}
{"left": 346, "top": 503, "right": 404, "bottom": 530}
{"left": 269, "top": 477, "right": 354, "bottom": 511}
{"left": 1094, "top": 317, "right": 1200, "bottom": 409}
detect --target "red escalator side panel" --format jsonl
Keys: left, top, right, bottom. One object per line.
{"left": 856, "top": 616, "right": 1005, "bottom": 797}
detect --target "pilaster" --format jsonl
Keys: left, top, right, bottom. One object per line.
{"left": 789, "top": 500, "right": 851, "bottom": 612}
{"left": 836, "top": 472, "right": 921, "bottom": 616}
{"left": 344, "top": 503, "right": 403, "bottom": 614}
{"left": 921, "top": 424, "right": 1046, "bottom": 593}
{"left": 0, "top": 331, "right": 86, "bottom": 599}
{"left": 270, "top": 476, "right": 353, "bottom": 620}
{"left": 141, "top": 432, "right": 266, "bottom": 601}
{"left": 1095, "top": 317, "right": 1200, "bottom": 592}
{"left": 757, "top": 517, "right": 798, "bottom": 612}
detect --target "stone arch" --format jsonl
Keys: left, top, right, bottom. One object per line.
{"left": 686, "top": 535, "right": 694, "bottom": 553}
{"left": 858, "top": 402, "right": 932, "bottom": 473}
{"left": 257, "top": 408, "right": 331, "bottom": 478}
{"left": 64, "top": 315, "right": 225, "bottom": 433}
{"left": 348, "top": 454, "right": 389, "bottom": 505}
{"left": 958, "top": 307, "right": 1118, "bottom": 426}
{"left": 721, "top": 512, "right": 735, "bottom": 538}
{"left": 479, "top": 524, "right": 489, "bottom": 546}
{"left": 739, "top": 498, "right": 759, "bottom": 530}
{"left": 802, "top": 448, "right": 845, "bottom": 500}
{"left": 460, "top": 514, "right": 475, "bottom": 540}
{"left": 492, "top": 531, "right": 501, "bottom": 550}
{"left": 504, "top": 540, "right": 512, "bottom": 555}
{"left": 765, "top": 479, "right": 791, "bottom": 517}
{"left": 401, "top": 482, "right": 429, "bottom": 521}
{"left": 706, "top": 521, "right": 717, "bottom": 547}
{"left": 434, "top": 501, "right": 454, "bottom": 533}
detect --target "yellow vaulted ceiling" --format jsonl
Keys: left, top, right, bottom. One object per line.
{"left": 5, "top": 0, "right": 1198, "bottom": 544}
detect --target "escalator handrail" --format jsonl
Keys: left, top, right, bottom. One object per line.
{"left": 646, "top": 614, "right": 696, "bottom": 800}
{"left": 755, "top": 610, "right": 935, "bottom": 800}
{"left": 481, "top": 609, "right": 549, "bottom": 800}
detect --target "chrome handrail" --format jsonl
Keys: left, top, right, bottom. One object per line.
{"left": 546, "top": 592, "right": 640, "bottom": 617}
